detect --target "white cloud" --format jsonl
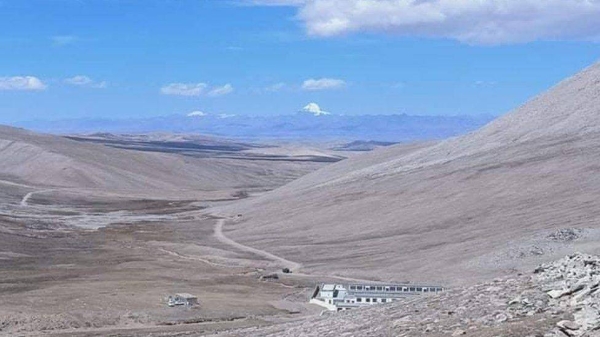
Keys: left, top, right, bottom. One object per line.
{"left": 51, "top": 35, "right": 77, "bottom": 46}
{"left": 0, "top": 76, "right": 47, "bottom": 91}
{"left": 187, "top": 111, "right": 207, "bottom": 117}
{"left": 161, "top": 83, "right": 208, "bottom": 96}
{"left": 65, "top": 75, "right": 107, "bottom": 89}
{"left": 162, "top": 82, "right": 233, "bottom": 97}
{"left": 208, "top": 83, "right": 234, "bottom": 97}
{"left": 300, "top": 102, "right": 330, "bottom": 116}
{"left": 252, "top": 0, "right": 600, "bottom": 45}
{"left": 265, "top": 82, "right": 286, "bottom": 92}
{"left": 302, "top": 78, "right": 346, "bottom": 91}
{"left": 219, "top": 113, "right": 236, "bottom": 119}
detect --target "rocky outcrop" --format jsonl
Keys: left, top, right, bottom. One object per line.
{"left": 535, "top": 253, "right": 600, "bottom": 336}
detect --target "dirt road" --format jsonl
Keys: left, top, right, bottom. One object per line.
{"left": 214, "top": 218, "right": 303, "bottom": 272}
{"left": 213, "top": 218, "right": 381, "bottom": 284}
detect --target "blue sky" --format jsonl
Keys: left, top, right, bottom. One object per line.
{"left": 1, "top": 0, "right": 600, "bottom": 124}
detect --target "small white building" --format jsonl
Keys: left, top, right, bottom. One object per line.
{"left": 310, "top": 283, "right": 444, "bottom": 311}
{"left": 168, "top": 293, "right": 198, "bottom": 307}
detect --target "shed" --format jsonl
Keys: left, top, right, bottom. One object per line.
{"left": 168, "top": 293, "right": 198, "bottom": 307}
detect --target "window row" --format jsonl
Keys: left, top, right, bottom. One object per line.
{"left": 355, "top": 297, "right": 390, "bottom": 303}
{"left": 349, "top": 285, "right": 443, "bottom": 293}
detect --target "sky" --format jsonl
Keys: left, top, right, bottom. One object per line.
{"left": 1, "top": 0, "right": 600, "bottom": 124}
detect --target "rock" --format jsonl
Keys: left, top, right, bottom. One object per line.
{"left": 547, "top": 289, "right": 569, "bottom": 299}
{"left": 508, "top": 297, "right": 522, "bottom": 305}
{"left": 548, "top": 228, "right": 583, "bottom": 242}
{"left": 495, "top": 313, "right": 508, "bottom": 323}
{"left": 534, "top": 253, "right": 600, "bottom": 336}
{"left": 259, "top": 273, "right": 279, "bottom": 281}
{"left": 556, "top": 321, "right": 581, "bottom": 337}
{"left": 557, "top": 320, "right": 580, "bottom": 330}
{"left": 452, "top": 329, "right": 466, "bottom": 336}
{"left": 531, "top": 246, "right": 544, "bottom": 256}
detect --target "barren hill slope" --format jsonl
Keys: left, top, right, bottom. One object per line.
{"left": 218, "top": 62, "right": 600, "bottom": 286}
{"left": 0, "top": 126, "right": 325, "bottom": 198}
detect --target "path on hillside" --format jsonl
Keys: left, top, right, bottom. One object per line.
{"left": 213, "top": 218, "right": 379, "bottom": 284}
{"left": 214, "top": 218, "right": 303, "bottom": 272}
{"left": 0, "top": 179, "right": 33, "bottom": 189}
{"left": 0, "top": 179, "right": 60, "bottom": 208}
{"left": 20, "top": 189, "right": 58, "bottom": 207}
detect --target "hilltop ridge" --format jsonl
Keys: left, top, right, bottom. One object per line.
{"left": 0, "top": 125, "right": 326, "bottom": 198}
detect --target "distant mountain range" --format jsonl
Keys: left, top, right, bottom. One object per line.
{"left": 16, "top": 113, "right": 495, "bottom": 142}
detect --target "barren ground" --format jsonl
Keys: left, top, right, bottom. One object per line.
{"left": 0, "top": 131, "right": 352, "bottom": 336}
{"left": 0, "top": 180, "right": 350, "bottom": 336}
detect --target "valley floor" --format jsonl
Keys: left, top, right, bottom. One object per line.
{"left": 0, "top": 181, "right": 371, "bottom": 336}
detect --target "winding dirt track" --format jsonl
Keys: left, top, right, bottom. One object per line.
{"left": 0, "top": 179, "right": 61, "bottom": 208}
{"left": 213, "top": 218, "right": 380, "bottom": 284}
{"left": 20, "top": 189, "right": 63, "bottom": 207}
{"left": 214, "top": 218, "right": 303, "bottom": 272}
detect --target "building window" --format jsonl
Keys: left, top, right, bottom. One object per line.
{"left": 356, "top": 286, "right": 363, "bottom": 290}
{"left": 410, "top": 287, "right": 416, "bottom": 292}
{"left": 376, "top": 286, "right": 383, "bottom": 291}
{"left": 357, "top": 298, "right": 362, "bottom": 302}
{"left": 350, "top": 286, "right": 356, "bottom": 290}
{"left": 416, "top": 287, "right": 422, "bottom": 292}
{"left": 366, "top": 298, "right": 370, "bottom": 303}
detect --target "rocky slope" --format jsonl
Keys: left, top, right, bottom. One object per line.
{"left": 217, "top": 61, "right": 600, "bottom": 285}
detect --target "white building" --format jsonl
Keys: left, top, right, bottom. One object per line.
{"left": 168, "top": 293, "right": 198, "bottom": 307}
{"left": 310, "top": 283, "right": 444, "bottom": 311}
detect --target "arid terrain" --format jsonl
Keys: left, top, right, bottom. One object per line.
{"left": 0, "top": 130, "right": 351, "bottom": 336}
{"left": 216, "top": 62, "right": 600, "bottom": 287}
{"left": 2, "top": 62, "right": 600, "bottom": 336}
{"left": 211, "top": 252, "right": 600, "bottom": 337}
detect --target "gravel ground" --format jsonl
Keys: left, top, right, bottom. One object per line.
{"left": 208, "top": 253, "right": 600, "bottom": 337}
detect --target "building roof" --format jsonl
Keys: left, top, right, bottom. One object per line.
{"left": 322, "top": 284, "right": 347, "bottom": 291}
{"left": 176, "top": 293, "right": 197, "bottom": 299}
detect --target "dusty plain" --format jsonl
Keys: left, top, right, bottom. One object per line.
{"left": 0, "top": 131, "right": 351, "bottom": 336}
